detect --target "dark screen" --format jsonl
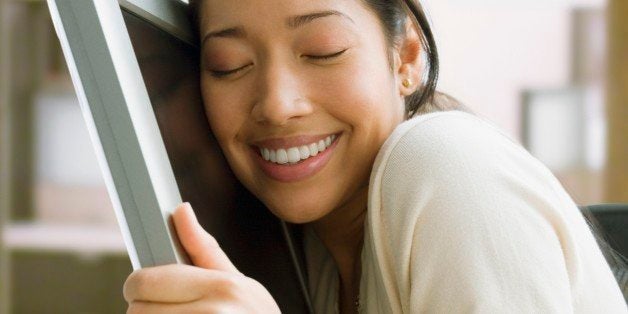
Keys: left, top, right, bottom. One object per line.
{"left": 121, "top": 10, "right": 309, "bottom": 313}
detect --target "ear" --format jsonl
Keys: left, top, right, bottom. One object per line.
{"left": 394, "top": 18, "right": 423, "bottom": 97}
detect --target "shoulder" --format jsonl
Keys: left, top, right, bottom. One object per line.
{"left": 370, "top": 110, "right": 541, "bottom": 203}
{"left": 367, "top": 110, "right": 567, "bottom": 245}
{"left": 363, "top": 111, "right": 625, "bottom": 312}
{"left": 373, "top": 110, "right": 526, "bottom": 178}
{"left": 364, "top": 112, "right": 577, "bottom": 312}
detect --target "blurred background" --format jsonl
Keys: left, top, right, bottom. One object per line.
{"left": 0, "top": 0, "right": 626, "bottom": 313}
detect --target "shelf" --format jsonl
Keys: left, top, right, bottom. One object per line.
{"left": 3, "top": 222, "right": 127, "bottom": 255}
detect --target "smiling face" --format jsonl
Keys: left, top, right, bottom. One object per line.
{"left": 198, "top": 0, "right": 413, "bottom": 223}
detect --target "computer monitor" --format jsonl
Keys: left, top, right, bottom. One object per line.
{"left": 48, "top": 0, "right": 311, "bottom": 312}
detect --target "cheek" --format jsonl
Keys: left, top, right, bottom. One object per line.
{"left": 201, "top": 81, "right": 255, "bottom": 188}
{"left": 200, "top": 77, "right": 247, "bottom": 144}
{"left": 309, "top": 56, "right": 402, "bottom": 132}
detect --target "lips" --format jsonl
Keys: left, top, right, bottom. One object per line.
{"left": 250, "top": 133, "right": 341, "bottom": 182}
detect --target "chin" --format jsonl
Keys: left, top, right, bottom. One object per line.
{"left": 263, "top": 198, "right": 332, "bottom": 224}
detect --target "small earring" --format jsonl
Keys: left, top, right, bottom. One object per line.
{"left": 402, "top": 79, "right": 412, "bottom": 88}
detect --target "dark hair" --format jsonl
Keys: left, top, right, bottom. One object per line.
{"left": 188, "top": 0, "right": 447, "bottom": 117}
{"left": 360, "top": 0, "right": 439, "bottom": 117}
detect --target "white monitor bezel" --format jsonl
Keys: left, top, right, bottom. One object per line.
{"left": 47, "top": 0, "right": 194, "bottom": 269}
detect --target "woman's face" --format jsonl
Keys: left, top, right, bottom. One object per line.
{"left": 199, "top": 0, "right": 407, "bottom": 223}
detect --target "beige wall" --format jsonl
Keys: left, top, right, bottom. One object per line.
{"left": 606, "top": 0, "right": 628, "bottom": 202}
{"left": 424, "top": 2, "right": 573, "bottom": 140}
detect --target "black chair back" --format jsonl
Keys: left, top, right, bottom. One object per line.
{"left": 580, "top": 204, "right": 628, "bottom": 301}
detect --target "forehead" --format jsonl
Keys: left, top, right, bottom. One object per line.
{"left": 197, "top": 0, "right": 368, "bottom": 31}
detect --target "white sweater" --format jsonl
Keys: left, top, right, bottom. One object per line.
{"left": 304, "top": 111, "right": 627, "bottom": 313}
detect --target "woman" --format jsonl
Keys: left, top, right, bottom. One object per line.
{"left": 123, "top": 0, "right": 627, "bottom": 313}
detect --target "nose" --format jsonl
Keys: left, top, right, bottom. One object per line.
{"left": 250, "top": 62, "right": 313, "bottom": 126}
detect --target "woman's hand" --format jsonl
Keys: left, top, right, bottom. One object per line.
{"left": 123, "top": 203, "right": 281, "bottom": 313}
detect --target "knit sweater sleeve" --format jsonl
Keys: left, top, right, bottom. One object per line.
{"left": 367, "top": 111, "right": 626, "bottom": 313}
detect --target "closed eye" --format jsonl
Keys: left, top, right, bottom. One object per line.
{"left": 209, "top": 49, "right": 348, "bottom": 78}
{"left": 209, "top": 64, "right": 252, "bottom": 78}
{"left": 306, "top": 49, "right": 348, "bottom": 60}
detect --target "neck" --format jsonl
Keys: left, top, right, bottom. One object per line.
{"left": 308, "top": 185, "right": 368, "bottom": 296}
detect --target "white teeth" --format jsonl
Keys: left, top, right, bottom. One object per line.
{"left": 309, "top": 143, "right": 319, "bottom": 156}
{"left": 276, "top": 149, "right": 288, "bottom": 164}
{"left": 262, "top": 148, "right": 270, "bottom": 161}
{"left": 269, "top": 150, "right": 277, "bottom": 162}
{"left": 299, "top": 146, "right": 310, "bottom": 160}
{"left": 317, "top": 140, "right": 325, "bottom": 152}
{"left": 259, "top": 134, "right": 338, "bottom": 164}
{"left": 287, "top": 147, "right": 301, "bottom": 163}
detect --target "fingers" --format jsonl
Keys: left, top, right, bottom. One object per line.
{"left": 127, "top": 301, "right": 233, "bottom": 314}
{"left": 123, "top": 264, "right": 235, "bottom": 303}
{"left": 123, "top": 264, "right": 282, "bottom": 314}
{"left": 127, "top": 301, "right": 186, "bottom": 314}
{"left": 172, "top": 202, "right": 239, "bottom": 273}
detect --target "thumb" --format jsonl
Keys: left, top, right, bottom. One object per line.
{"left": 173, "top": 202, "right": 239, "bottom": 273}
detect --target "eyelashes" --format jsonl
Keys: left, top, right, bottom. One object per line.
{"left": 306, "top": 48, "right": 349, "bottom": 61}
{"left": 210, "top": 64, "right": 252, "bottom": 78}
{"left": 208, "top": 49, "right": 349, "bottom": 79}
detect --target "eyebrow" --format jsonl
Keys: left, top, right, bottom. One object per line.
{"left": 201, "top": 10, "right": 354, "bottom": 48}
{"left": 286, "top": 10, "right": 354, "bottom": 29}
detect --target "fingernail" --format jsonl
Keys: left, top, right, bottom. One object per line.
{"left": 175, "top": 202, "right": 191, "bottom": 214}
{"left": 182, "top": 202, "right": 200, "bottom": 225}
